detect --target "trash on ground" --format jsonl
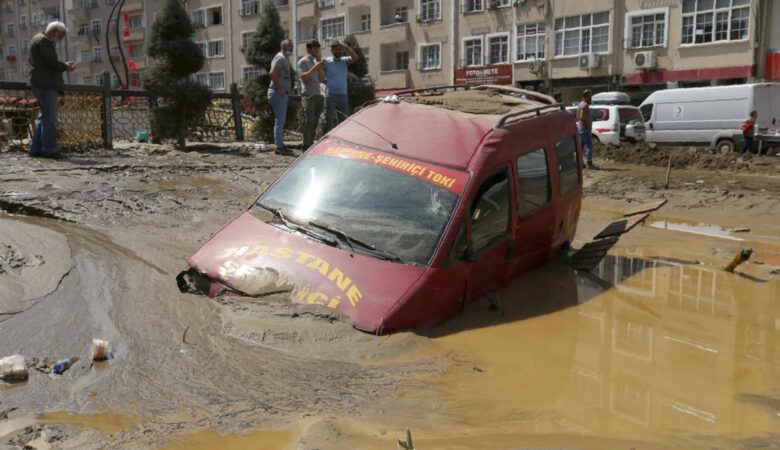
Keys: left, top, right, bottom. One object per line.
{"left": 52, "top": 357, "right": 75, "bottom": 375}
{"left": 91, "top": 339, "right": 111, "bottom": 361}
{"left": 623, "top": 199, "right": 667, "bottom": 217}
{"left": 0, "top": 354, "right": 28, "bottom": 381}
{"left": 732, "top": 227, "right": 751, "bottom": 233}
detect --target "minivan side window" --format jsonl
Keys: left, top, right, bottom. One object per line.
{"left": 516, "top": 149, "right": 551, "bottom": 216}
{"left": 555, "top": 137, "right": 580, "bottom": 195}
{"left": 470, "top": 170, "right": 510, "bottom": 252}
{"left": 640, "top": 104, "right": 653, "bottom": 122}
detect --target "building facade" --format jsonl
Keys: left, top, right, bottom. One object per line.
{"left": 1, "top": 0, "right": 778, "bottom": 99}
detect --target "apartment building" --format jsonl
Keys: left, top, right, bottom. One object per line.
{"left": 1, "top": 0, "right": 778, "bottom": 98}
{"left": 0, "top": 0, "right": 62, "bottom": 82}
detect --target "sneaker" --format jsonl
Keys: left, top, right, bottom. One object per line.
{"left": 274, "top": 146, "right": 295, "bottom": 156}
{"left": 586, "top": 161, "right": 597, "bottom": 169}
{"left": 43, "top": 152, "right": 66, "bottom": 160}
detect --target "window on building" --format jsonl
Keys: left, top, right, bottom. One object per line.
{"left": 360, "top": 13, "right": 371, "bottom": 31}
{"left": 196, "top": 42, "right": 207, "bottom": 57}
{"left": 129, "top": 45, "right": 143, "bottom": 58}
{"left": 5, "top": 23, "right": 15, "bottom": 37}
{"left": 681, "top": 0, "right": 750, "bottom": 45}
{"left": 516, "top": 22, "right": 545, "bottom": 61}
{"left": 516, "top": 149, "right": 551, "bottom": 217}
{"left": 362, "top": 47, "right": 370, "bottom": 66}
{"left": 470, "top": 170, "right": 510, "bottom": 252}
{"left": 463, "top": 37, "right": 482, "bottom": 66}
{"left": 240, "top": 0, "right": 259, "bottom": 16}
{"left": 419, "top": 43, "right": 440, "bottom": 70}
{"left": 83, "top": 76, "right": 92, "bottom": 85}
{"left": 91, "top": 18, "right": 101, "bottom": 34}
{"left": 93, "top": 46, "right": 103, "bottom": 61}
{"left": 80, "top": 50, "right": 91, "bottom": 62}
{"left": 242, "top": 65, "right": 261, "bottom": 84}
{"left": 106, "top": 0, "right": 118, "bottom": 5}
{"left": 318, "top": 0, "right": 334, "bottom": 7}
{"left": 628, "top": 11, "right": 666, "bottom": 48}
{"left": 7, "top": 45, "right": 17, "bottom": 56}
{"left": 78, "top": 23, "right": 89, "bottom": 35}
{"left": 19, "top": 15, "right": 27, "bottom": 29}
{"left": 394, "top": 6, "right": 408, "bottom": 23}
{"left": 2, "top": 1, "right": 12, "bottom": 13}
{"left": 555, "top": 137, "right": 580, "bottom": 194}
{"left": 20, "top": 40, "right": 28, "bottom": 54}
{"left": 128, "top": 14, "right": 142, "bottom": 29}
{"left": 192, "top": 9, "right": 205, "bottom": 27}
{"left": 196, "top": 73, "right": 209, "bottom": 86}
{"left": 320, "top": 16, "right": 345, "bottom": 41}
{"left": 208, "top": 6, "right": 222, "bottom": 26}
{"left": 395, "top": 50, "right": 409, "bottom": 70}
{"left": 208, "top": 40, "right": 224, "bottom": 58}
{"left": 463, "top": 0, "right": 484, "bottom": 13}
{"left": 487, "top": 34, "right": 509, "bottom": 64}
{"left": 496, "top": 0, "right": 511, "bottom": 6}
{"left": 111, "top": 74, "right": 120, "bottom": 88}
{"left": 419, "top": 0, "right": 440, "bottom": 21}
{"left": 240, "top": 31, "right": 254, "bottom": 49}
{"left": 209, "top": 72, "right": 225, "bottom": 90}
{"left": 554, "top": 11, "right": 610, "bottom": 56}
{"left": 129, "top": 73, "right": 140, "bottom": 87}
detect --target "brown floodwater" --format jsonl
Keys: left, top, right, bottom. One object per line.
{"left": 320, "top": 241, "right": 780, "bottom": 449}
{"left": 159, "top": 428, "right": 294, "bottom": 450}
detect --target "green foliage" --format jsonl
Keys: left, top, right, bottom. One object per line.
{"left": 343, "top": 35, "right": 368, "bottom": 79}
{"left": 142, "top": 0, "right": 211, "bottom": 147}
{"left": 347, "top": 73, "right": 375, "bottom": 111}
{"left": 245, "top": 2, "right": 286, "bottom": 71}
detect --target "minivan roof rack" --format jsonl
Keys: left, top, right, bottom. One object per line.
{"left": 494, "top": 104, "right": 565, "bottom": 129}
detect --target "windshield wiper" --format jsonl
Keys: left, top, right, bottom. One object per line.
{"left": 308, "top": 220, "right": 405, "bottom": 263}
{"left": 256, "top": 203, "right": 337, "bottom": 247}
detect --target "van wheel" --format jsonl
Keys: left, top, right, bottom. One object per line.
{"left": 716, "top": 139, "right": 735, "bottom": 154}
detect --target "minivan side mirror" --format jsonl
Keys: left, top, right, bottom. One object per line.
{"left": 462, "top": 241, "right": 479, "bottom": 262}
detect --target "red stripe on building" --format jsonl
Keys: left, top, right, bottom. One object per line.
{"left": 624, "top": 65, "right": 756, "bottom": 85}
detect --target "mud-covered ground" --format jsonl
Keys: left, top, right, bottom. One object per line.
{"left": 1, "top": 142, "right": 779, "bottom": 449}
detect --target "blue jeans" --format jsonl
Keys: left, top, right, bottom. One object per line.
{"left": 30, "top": 88, "right": 59, "bottom": 156}
{"left": 579, "top": 128, "right": 593, "bottom": 163}
{"left": 267, "top": 89, "right": 288, "bottom": 149}
{"left": 323, "top": 93, "right": 350, "bottom": 134}
{"left": 741, "top": 136, "right": 754, "bottom": 154}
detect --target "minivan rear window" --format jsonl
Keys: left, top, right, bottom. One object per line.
{"left": 556, "top": 137, "right": 580, "bottom": 195}
{"left": 618, "top": 107, "right": 643, "bottom": 124}
{"left": 591, "top": 108, "right": 609, "bottom": 122}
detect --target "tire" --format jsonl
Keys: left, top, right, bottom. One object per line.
{"left": 716, "top": 139, "right": 735, "bottom": 154}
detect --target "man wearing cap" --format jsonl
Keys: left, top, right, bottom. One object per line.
{"left": 28, "top": 21, "right": 77, "bottom": 159}
{"left": 322, "top": 39, "right": 359, "bottom": 134}
{"left": 298, "top": 40, "right": 325, "bottom": 150}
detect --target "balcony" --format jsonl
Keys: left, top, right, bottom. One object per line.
{"left": 296, "top": 0, "right": 315, "bottom": 18}
{"left": 376, "top": 22, "right": 409, "bottom": 45}
{"left": 376, "top": 69, "right": 409, "bottom": 90}
{"left": 125, "top": 28, "right": 145, "bottom": 42}
{"left": 123, "top": 0, "right": 142, "bottom": 11}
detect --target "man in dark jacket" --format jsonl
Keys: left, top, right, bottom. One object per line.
{"left": 28, "top": 21, "right": 76, "bottom": 158}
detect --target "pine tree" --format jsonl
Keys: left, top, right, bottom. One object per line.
{"left": 142, "top": 0, "right": 212, "bottom": 148}
{"left": 343, "top": 35, "right": 375, "bottom": 111}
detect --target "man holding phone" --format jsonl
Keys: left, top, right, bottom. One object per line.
{"left": 28, "top": 21, "right": 76, "bottom": 159}
{"left": 298, "top": 40, "right": 325, "bottom": 150}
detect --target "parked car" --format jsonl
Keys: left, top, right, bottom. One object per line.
{"left": 178, "top": 86, "right": 583, "bottom": 333}
{"left": 639, "top": 83, "right": 780, "bottom": 153}
{"left": 565, "top": 103, "right": 646, "bottom": 146}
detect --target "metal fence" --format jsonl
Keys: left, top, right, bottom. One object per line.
{"left": 0, "top": 72, "right": 246, "bottom": 151}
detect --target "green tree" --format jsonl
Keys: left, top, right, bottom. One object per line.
{"left": 343, "top": 34, "right": 375, "bottom": 111}
{"left": 142, "top": 0, "right": 211, "bottom": 148}
{"left": 244, "top": 1, "right": 299, "bottom": 142}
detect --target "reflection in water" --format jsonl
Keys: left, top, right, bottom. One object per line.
{"left": 421, "top": 249, "right": 780, "bottom": 446}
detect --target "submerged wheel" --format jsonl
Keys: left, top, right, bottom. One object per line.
{"left": 716, "top": 139, "right": 735, "bottom": 154}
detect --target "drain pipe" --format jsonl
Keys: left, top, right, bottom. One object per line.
{"left": 292, "top": 0, "right": 299, "bottom": 93}
{"left": 450, "top": 0, "right": 456, "bottom": 84}
{"left": 227, "top": 0, "right": 233, "bottom": 87}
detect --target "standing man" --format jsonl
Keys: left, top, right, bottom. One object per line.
{"left": 298, "top": 40, "right": 325, "bottom": 150}
{"left": 322, "top": 39, "right": 359, "bottom": 134}
{"left": 28, "top": 21, "right": 76, "bottom": 159}
{"left": 741, "top": 110, "right": 757, "bottom": 154}
{"left": 268, "top": 39, "right": 294, "bottom": 156}
{"left": 576, "top": 89, "right": 595, "bottom": 169}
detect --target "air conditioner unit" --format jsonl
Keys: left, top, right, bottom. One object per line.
{"left": 578, "top": 53, "right": 599, "bottom": 70}
{"left": 633, "top": 50, "right": 657, "bottom": 70}
{"left": 528, "top": 59, "right": 544, "bottom": 74}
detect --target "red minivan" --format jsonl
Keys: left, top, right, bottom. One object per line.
{"left": 181, "top": 85, "right": 583, "bottom": 333}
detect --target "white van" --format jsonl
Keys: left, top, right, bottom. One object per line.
{"left": 639, "top": 83, "right": 780, "bottom": 153}
{"left": 565, "top": 104, "right": 645, "bottom": 146}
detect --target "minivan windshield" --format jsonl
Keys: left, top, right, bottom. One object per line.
{"left": 256, "top": 147, "right": 467, "bottom": 266}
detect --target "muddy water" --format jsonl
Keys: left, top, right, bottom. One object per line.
{"left": 321, "top": 242, "right": 780, "bottom": 448}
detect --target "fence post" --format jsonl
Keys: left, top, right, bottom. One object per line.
{"left": 230, "top": 82, "right": 244, "bottom": 141}
{"left": 101, "top": 71, "right": 113, "bottom": 150}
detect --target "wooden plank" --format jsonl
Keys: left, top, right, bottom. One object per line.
{"left": 623, "top": 199, "right": 667, "bottom": 217}
{"left": 594, "top": 213, "right": 649, "bottom": 239}
{"left": 570, "top": 236, "right": 619, "bottom": 271}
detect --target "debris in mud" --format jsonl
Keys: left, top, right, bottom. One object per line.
{"left": 91, "top": 339, "right": 111, "bottom": 361}
{"left": 27, "top": 357, "right": 52, "bottom": 374}
{"left": 0, "top": 354, "right": 28, "bottom": 381}
{"left": 0, "top": 243, "right": 43, "bottom": 275}
{"left": 724, "top": 249, "right": 753, "bottom": 273}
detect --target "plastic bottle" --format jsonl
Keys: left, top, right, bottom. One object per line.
{"left": 52, "top": 357, "right": 74, "bottom": 374}
{"left": 0, "top": 354, "right": 28, "bottom": 381}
